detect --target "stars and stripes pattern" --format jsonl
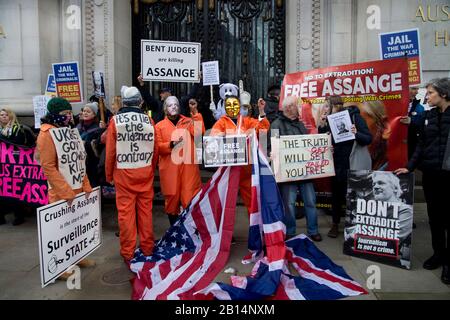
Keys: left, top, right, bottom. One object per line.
{"left": 130, "top": 133, "right": 367, "bottom": 300}
{"left": 130, "top": 165, "right": 241, "bottom": 300}
{"left": 198, "top": 134, "right": 367, "bottom": 300}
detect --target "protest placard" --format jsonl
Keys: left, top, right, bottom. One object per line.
{"left": 203, "top": 135, "right": 247, "bottom": 167}
{"left": 37, "top": 187, "right": 102, "bottom": 287}
{"left": 115, "top": 112, "right": 155, "bottom": 169}
{"left": 92, "top": 71, "right": 105, "bottom": 98}
{"left": 49, "top": 127, "right": 87, "bottom": 189}
{"left": 33, "top": 95, "right": 51, "bottom": 129}
{"left": 141, "top": 40, "right": 200, "bottom": 82}
{"left": 0, "top": 140, "right": 48, "bottom": 206}
{"left": 327, "top": 110, "right": 355, "bottom": 143}
{"left": 271, "top": 134, "right": 335, "bottom": 183}
{"left": 380, "top": 28, "right": 421, "bottom": 86}
{"left": 45, "top": 74, "right": 57, "bottom": 97}
{"left": 52, "top": 61, "right": 83, "bottom": 103}
{"left": 202, "top": 61, "right": 220, "bottom": 86}
{"left": 343, "top": 170, "right": 414, "bottom": 269}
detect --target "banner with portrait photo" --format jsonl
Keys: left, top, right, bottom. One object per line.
{"left": 343, "top": 170, "right": 414, "bottom": 269}
{"left": 203, "top": 135, "right": 247, "bottom": 167}
{"left": 0, "top": 140, "right": 48, "bottom": 206}
{"left": 280, "top": 59, "right": 410, "bottom": 213}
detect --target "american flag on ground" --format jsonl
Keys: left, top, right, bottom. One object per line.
{"left": 130, "top": 134, "right": 367, "bottom": 300}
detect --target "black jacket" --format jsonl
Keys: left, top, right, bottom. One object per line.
{"left": 408, "top": 107, "right": 450, "bottom": 172}
{"left": 318, "top": 106, "right": 372, "bottom": 179}
{"left": 264, "top": 97, "right": 282, "bottom": 123}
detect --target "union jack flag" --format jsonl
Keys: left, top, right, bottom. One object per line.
{"left": 130, "top": 134, "right": 367, "bottom": 300}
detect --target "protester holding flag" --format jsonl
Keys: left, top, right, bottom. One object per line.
{"left": 318, "top": 96, "right": 372, "bottom": 238}
{"left": 210, "top": 95, "right": 269, "bottom": 216}
{"left": 155, "top": 95, "right": 205, "bottom": 225}
{"left": 395, "top": 77, "right": 450, "bottom": 284}
{"left": 36, "top": 97, "right": 95, "bottom": 277}
{"left": 270, "top": 96, "right": 322, "bottom": 241}
{"left": 105, "top": 86, "right": 158, "bottom": 265}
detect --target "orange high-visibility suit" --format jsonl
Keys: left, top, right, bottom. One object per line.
{"left": 105, "top": 111, "right": 158, "bottom": 260}
{"left": 36, "top": 123, "right": 92, "bottom": 203}
{"left": 211, "top": 115, "right": 270, "bottom": 213}
{"left": 155, "top": 113, "right": 205, "bottom": 216}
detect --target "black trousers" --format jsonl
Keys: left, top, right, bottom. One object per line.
{"left": 331, "top": 176, "right": 348, "bottom": 225}
{"left": 422, "top": 170, "right": 450, "bottom": 265}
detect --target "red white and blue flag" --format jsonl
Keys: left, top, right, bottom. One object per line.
{"left": 130, "top": 134, "right": 367, "bottom": 300}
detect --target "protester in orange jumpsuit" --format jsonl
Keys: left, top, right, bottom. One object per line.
{"left": 105, "top": 86, "right": 158, "bottom": 264}
{"left": 155, "top": 96, "right": 205, "bottom": 225}
{"left": 210, "top": 95, "right": 270, "bottom": 214}
{"left": 36, "top": 97, "right": 95, "bottom": 278}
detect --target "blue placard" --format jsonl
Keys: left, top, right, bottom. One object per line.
{"left": 52, "top": 62, "right": 80, "bottom": 83}
{"left": 379, "top": 29, "right": 420, "bottom": 60}
{"left": 45, "top": 74, "right": 56, "bottom": 94}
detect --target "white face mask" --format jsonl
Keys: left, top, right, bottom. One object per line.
{"left": 240, "top": 107, "right": 248, "bottom": 117}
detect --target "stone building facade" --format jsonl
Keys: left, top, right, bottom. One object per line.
{"left": 0, "top": 0, "right": 449, "bottom": 116}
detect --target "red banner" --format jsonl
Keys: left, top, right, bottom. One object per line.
{"left": 280, "top": 58, "right": 410, "bottom": 170}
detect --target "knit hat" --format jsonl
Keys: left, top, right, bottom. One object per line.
{"left": 47, "top": 97, "right": 72, "bottom": 114}
{"left": 84, "top": 102, "right": 98, "bottom": 115}
{"left": 121, "top": 86, "right": 142, "bottom": 107}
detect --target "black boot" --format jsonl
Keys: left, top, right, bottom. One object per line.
{"left": 12, "top": 212, "right": 25, "bottom": 226}
{"left": 441, "top": 265, "right": 450, "bottom": 285}
{"left": 0, "top": 214, "right": 5, "bottom": 225}
{"left": 423, "top": 254, "right": 443, "bottom": 270}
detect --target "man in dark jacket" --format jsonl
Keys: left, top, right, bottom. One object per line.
{"left": 264, "top": 85, "right": 281, "bottom": 123}
{"left": 270, "top": 96, "right": 322, "bottom": 241}
{"left": 318, "top": 102, "right": 372, "bottom": 238}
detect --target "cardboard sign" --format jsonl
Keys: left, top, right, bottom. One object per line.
{"left": 203, "top": 135, "right": 247, "bottom": 167}
{"left": 115, "top": 112, "right": 155, "bottom": 169}
{"left": 33, "top": 95, "right": 51, "bottom": 129}
{"left": 49, "top": 127, "right": 87, "bottom": 189}
{"left": 343, "top": 171, "right": 414, "bottom": 269}
{"left": 141, "top": 40, "right": 201, "bottom": 83}
{"left": 271, "top": 134, "right": 335, "bottom": 183}
{"left": 37, "top": 187, "right": 102, "bottom": 287}
{"left": 0, "top": 140, "right": 48, "bottom": 205}
{"left": 92, "top": 71, "right": 106, "bottom": 98}
{"left": 379, "top": 28, "right": 421, "bottom": 86}
{"left": 52, "top": 61, "right": 83, "bottom": 103}
{"left": 202, "top": 60, "right": 220, "bottom": 86}
{"left": 327, "top": 110, "right": 355, "bottom": 143}
{"left": 45, "top": 74, "right": 57, "bottom": 97}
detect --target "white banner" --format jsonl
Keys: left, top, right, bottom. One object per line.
{"left": 202, "top": 60, "right": 220, "bottom": 86}
{"left": 271, "top": 134, "right": 335, "bottom": 183}
{"left": 203, "top": 135, "right": 247, "bottom": 167}
{"left": 37, "top": 187, "right": 102, "bottom": 287}
{"left": 327, "top": 110, "right": 355, "bottom": 143}
{"left": 115, "top": 112, "right": 155, "bottom": 169}
{"left": 33, "top": 95, "right": 51, "bottom": 129}
{"left": 49, "top": 127, "right": 87, "bottom": 189}
{"left": 141, "top": 40, "right": 201, "bottom": 83}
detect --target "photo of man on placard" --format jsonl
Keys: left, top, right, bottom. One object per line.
{"left": 336, "top": 121, "right": 349, "bottom": 135}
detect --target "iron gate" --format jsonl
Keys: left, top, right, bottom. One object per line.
{"left": 132, "top": 0, "right": 285, "bottom": 103}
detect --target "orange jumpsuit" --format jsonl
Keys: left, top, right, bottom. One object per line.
{"left": 156, "top": 113, "right": 205, "bottom": 215}
{"left": 211, "top": 115, "right": 270, "bottom": 213}
{"left": 105, "top": 112, "right": 158, "bottom": 260}
{"left": 36, "top": 123, "right": 92, "bottom": 203}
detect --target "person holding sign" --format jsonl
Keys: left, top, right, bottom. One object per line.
{"left": 318, "top": 96, "right": 372, "bottom": 238}
{"left": 210, "top": 95, "right": 269, "bottom": 215}
{"left": 395, "top": 78, "right": 450, "bottom": 284}
{"left": 270, "top": 96, "right": 322, "bottom": 241}
{"left": 155, "top": 95, "right": 205, "bottom": 225}
{"left": 105, "top": 86, "right": 158, "bottom": 265}
{"left": 36, "top": 97, "right": 95, "bottom": 277}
